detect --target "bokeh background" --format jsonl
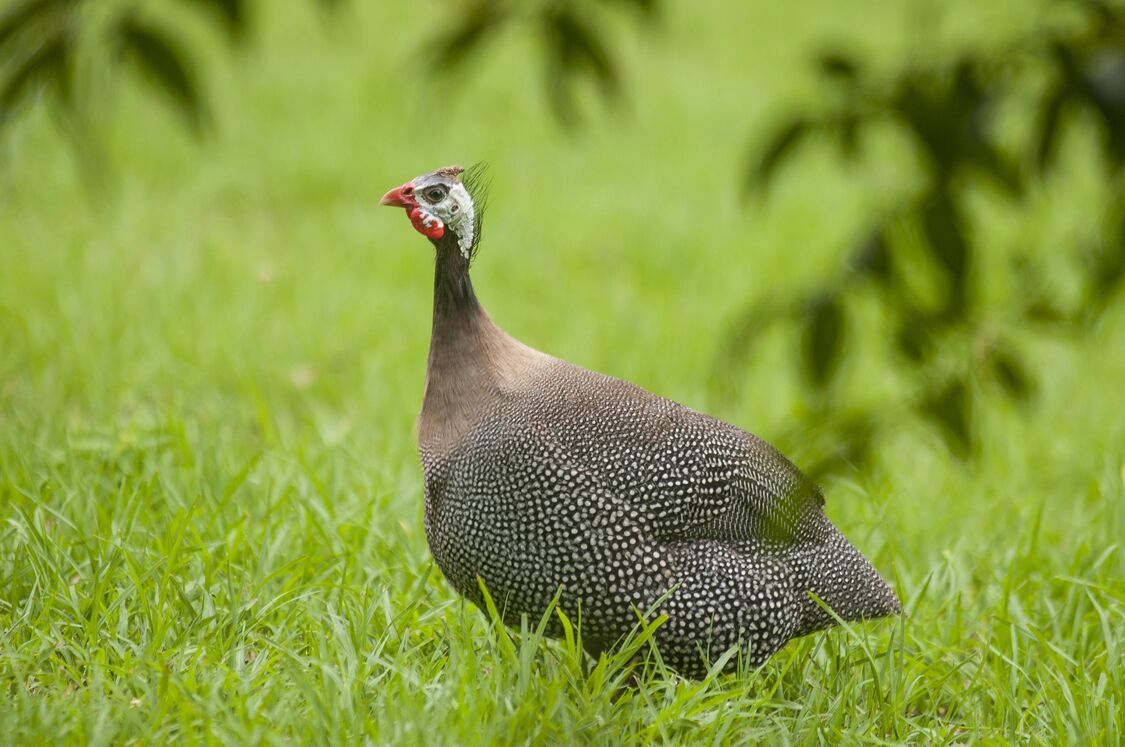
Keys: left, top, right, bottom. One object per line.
{"left": 2, "top": 0, "right": 1123, "bottom": 743}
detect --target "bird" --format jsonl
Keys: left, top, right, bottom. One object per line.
{"left": 379, "top": 164, "right": 900, "bottom": 678}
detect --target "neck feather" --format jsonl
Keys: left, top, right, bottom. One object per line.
{"left": 419, "top": 234, "right": 549, "bottom": 449}
{"left": 421, "top": 235, "right": 494, "bottom": 447}
{"left": 431, "top": 233, "right": 482, "bottom": 336}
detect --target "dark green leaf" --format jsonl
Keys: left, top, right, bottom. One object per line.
{"left": 547, "top": 8, "right": 619, "bottom": 93}
{"left": 427, "top": 3, "right": 507, "bottom": 73}
{"left": 1036, "top": 86, "right": 1067, "bottom": 170}
{"left": 1076, "top": 0, "right": 1117, "bottom": 32}
{"left": 541, "top": 7, "right": 619, "bottom": 125}
{"left": 0, "top": 0, "right": 55, "bottom": 53}
{"left": 116, "top": 16, "right": 206, "bottom": 134}
{"left": 989, "top": 347, "right": 1035, "bottom": 402}
{"left": 835, "top": 112, "right": 861, "bottom": 160}
{"left": 1082, "top": 50, "right": 1125, "bottom": 165}
{"left": 180, "top": 0, "right": 248, "bottom": 41}
{"left": 852, "top": 228, "right": 892, "bottom": 282}
{"left": 0, "top": 34, "right": 68, "bottom": 125}
{"left": 749, "top": 117, "right": 809, "bottom": 193}
{"left": 1088, "top": 209, "right": 1125, "bottom": 307}
{"left": 919, "top": 378, "right": 972, "bottom": 458}
{"left": 894, "top": 81, "right": 954, "bottom": 172}
{"left": 603, "top": 0, "right": 660, "bottom": 19}
{"left": 972, "top": 146, "right": 1023, "bottom": 196}
{"left": 1011, "top": 254, "right": 1071, "bottom": 327}
{"left": 1023, "top": 300, "right": 1068, "bottom": 326}
{"left": 818, "top": 52, "right": 859, "bottom": 81}
{"left": 922, "top": 193, "right": 969, "bottom": 296}
{"left": 801, "top": 294, "right": 845, "bottom": 389}
{"left": 894, "top": 311, "right": 931, "bottom": 363}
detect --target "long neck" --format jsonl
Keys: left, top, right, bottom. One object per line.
{"left": 428, "top": 235, "right": 490, "bottom": 374}
{"left": 431, "top": 235, "right": 481, "bottom": 331}
{"left": 421, "top": 235, "right": 498, "bottom": 446}
{"left": 419, "top": 234, "right": 550, "bottom": 449}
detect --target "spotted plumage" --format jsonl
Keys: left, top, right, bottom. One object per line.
{"left": 381, "top": 165, "right": 900, "bottom": 677}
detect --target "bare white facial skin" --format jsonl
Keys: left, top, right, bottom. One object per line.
{"left": 412, "top": 175, "right": 475, "bottom": 259}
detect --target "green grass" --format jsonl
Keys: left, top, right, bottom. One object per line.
{"left": 2, "top": 1, "right": 1123, "bottom": 744}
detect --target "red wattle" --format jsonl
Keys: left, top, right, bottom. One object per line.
{"left": 408, "top": 208, "right": 445, "bottom": 239}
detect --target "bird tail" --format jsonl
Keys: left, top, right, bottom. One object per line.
{"left": 787, "top": 523, "right": 901, "bottom": 638}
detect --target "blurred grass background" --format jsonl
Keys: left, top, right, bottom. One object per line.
{"left": 1, "top": 0, "right": 1123, "bottom": 744}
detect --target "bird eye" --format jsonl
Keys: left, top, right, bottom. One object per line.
{"left": 425, "top": 187, "right": 447, "bottom": 202}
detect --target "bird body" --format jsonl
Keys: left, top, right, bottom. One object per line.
{"left": 382, "top": 165, "right": 900, "bottom": 677}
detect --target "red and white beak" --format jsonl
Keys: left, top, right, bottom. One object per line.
{"left": 379, "top": 182, "right": 417, "bottom": 208}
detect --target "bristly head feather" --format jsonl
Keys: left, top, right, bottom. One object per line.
{"left": 460, "top": 161, "right": 490, "bottom": 264}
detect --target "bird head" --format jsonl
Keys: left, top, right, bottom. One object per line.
{"left": 380, "top": 165, "right": 483, "bottom": 260}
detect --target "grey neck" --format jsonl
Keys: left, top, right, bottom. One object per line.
{"left": 419, "top": 232, "right": 551, "bottom": 450}
{"left": 431, "top": 233, "right": 479, "bottom": 325}
{"left": 422, "top": 234, "right": 493, "bottom": 441}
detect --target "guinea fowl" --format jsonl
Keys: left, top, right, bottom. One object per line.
{"left": 380, "top": 164, "right": 900, "bottom": 677}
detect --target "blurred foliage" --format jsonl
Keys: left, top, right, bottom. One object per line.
{"left": 0, "top": 0, "right": 656, "bottom": 153}
{"left": 0, "top": 0, "right": 258, "bottom": 137}
{"left": 718, "top": 0, "right": 1125, "bottom": 475}
{"left": 4, "top": 0, "right": 1121, "bottom": 476}
{"left": 425, "top": 0, "right": 658, "bottom": 126}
